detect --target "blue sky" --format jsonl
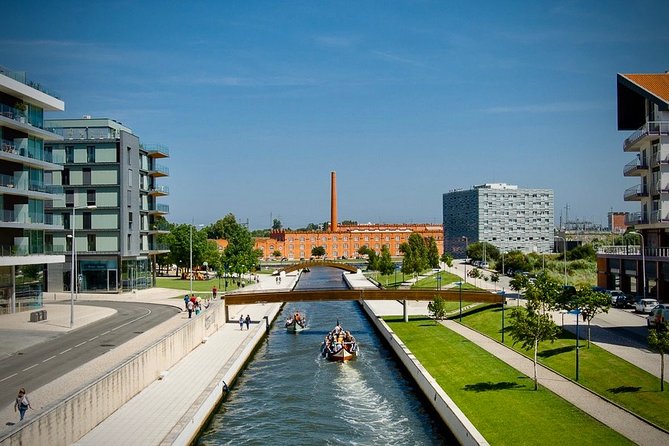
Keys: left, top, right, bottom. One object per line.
{"left": 3, "top": 0, "right": 669, "bottom": 229}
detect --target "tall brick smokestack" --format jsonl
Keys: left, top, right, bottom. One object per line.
{"left": 330, "top": 171, "right": 338, "bottom": 232}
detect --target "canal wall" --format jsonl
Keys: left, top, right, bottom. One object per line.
{"left": 0, "top": 300, "right": 228, "bottom": 446}
{"left": 359, "top": 300, "right": 489, "bottom": 446}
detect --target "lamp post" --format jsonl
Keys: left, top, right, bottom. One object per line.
{"left": 554, "top": 236, "right": 567, "bottom": 286}
{"left": 500, "top": 288, "right": 506, "bottom": 343}
{"left": 457, "top": 281, "right": 463, "bottom": 322}
{"left": 70, "top": 204, "right": 97, "bottom": 328}
{"left": 462, "top": 236, "right": 468, "bottom": 283}
{"left": 628, "top": 231, "right": 646, "bottom": 299}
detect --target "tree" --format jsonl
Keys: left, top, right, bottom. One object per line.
{"left": 358, "top": 245, "right": 370, "bottom": 256}
{"left": 272, "top": 250, "right": 282, "bottom": 258}
{"left": 167, "top": 224, "right": 210, "bottom": 276}
{"left": 220, "top": 214, "right": 261, "bottom": 277}
{"left": 505, "top": 250, "right": 531, "bottom": 273}
{"left": 575, "top": 287, "right": 610, "bottom": 348}
{"left": 466, "top": 241, "right": 500, "bottom": 262}
{"left": 272, "top": 219, "right": 282, "bottom": 230}
{"left": 311, "top": 246, "right": 326, "bottom": 257}
{"left": 510, "top": 273, "right": 530, "bottom": 299}
{"left": 491, "top": 272, "right": 500, "bottom": 290}
{"left": 341, "top": 220, "right": 358, "bottom": 226}
{"left": 378, "top": 245, "right": 395, "bottom": 276}
{"left": 648, "top": 323, "right": 669, "bottom": 391}
{"left": 567, "top": 244, "right": 596, "bottom": 261}
{"left": 440, "top": 252, "right": 453, "bottom": 268}
{"left": 426, "top": 237, "right": 440, "bottom": 269}
{"left": 428, "top": 295, "right": 447, "bottom": 321}
{"left": 400, "top": 233, "right": 429, "bottom": 275}
{"left": 507, "top": 288, "right": 561, "bottom": 390}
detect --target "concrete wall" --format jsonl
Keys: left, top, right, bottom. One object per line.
{"left": 0, "top": 301, "right": 227, "bottom": 446}
{"left": 359, "top": 300, "right": 489, "bottom": 446}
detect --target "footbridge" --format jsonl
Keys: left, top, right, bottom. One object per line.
{"left": 223, "top": 288, "right": 502, "bottom": 306}
{"left": 280, "top": 260, "right": 359, "bottom": 274}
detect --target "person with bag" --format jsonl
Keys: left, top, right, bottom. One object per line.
{"left": 14, "top": 388, "right": 32, "bottom": 421}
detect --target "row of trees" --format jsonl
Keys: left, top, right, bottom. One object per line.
{"left": 156, "top": 214, "right": 261, "bottom": 278}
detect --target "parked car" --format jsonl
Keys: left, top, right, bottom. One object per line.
{"left": 635, "top": 298, "right": 659, "bottom": 314}
{"left": 647, "top": 304, "right": 669, "bottom": 327}
{"left": 480, "top": 262, "right": 489, "bottom": 269}
{"left": 613, "top": 294, "right": 636, "bottom": 309}
{"left": 605, "top": 290, "right": 626, "bottom": 305}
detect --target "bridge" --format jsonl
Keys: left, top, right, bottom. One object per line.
{"left": 280, "top": 260, "right": 359, "bottom": 273}
{"left": 223, "top": 288, "right": 502, "bottom": 305}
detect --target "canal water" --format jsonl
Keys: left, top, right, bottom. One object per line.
{"left": 197, "top": 267, "right": 454, "bottom": 445}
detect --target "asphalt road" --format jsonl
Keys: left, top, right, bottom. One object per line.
{"left": 0, "top": 301, "right": 180, "bottom": 408}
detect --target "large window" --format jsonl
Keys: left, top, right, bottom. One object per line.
{"left": 87, "top": 189, "right": 96, "bottom": 206}
{"left": 65, "top": 190, "right": 74, "bottom": 207}
{"left": 87, "top": 234, "right": 96, "bottom": 251}
{"left": 83, "top": 168, "right": 91, "bottom": 185}
{"left": 65, "top": 146, "right": 74, "bottom": 163}
{"left": 87, "top": 145, "right": 95, "bottom": 163}
{"left": 83, "top": 212, "right": 91, "bottom": 230}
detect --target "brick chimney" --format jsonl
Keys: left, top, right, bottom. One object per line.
{"left": 330, "top": 171, "right": 338, "bottom": 232}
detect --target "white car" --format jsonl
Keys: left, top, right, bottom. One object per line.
{"left": 635, "top": 298, "right": 659, "bottom": 314}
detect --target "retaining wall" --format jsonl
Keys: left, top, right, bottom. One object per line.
{"left": 359, "top": 300, "right": 489, "bottom": 446}
{"left": 0, "top": 301, "right": 227, "bottom": 446}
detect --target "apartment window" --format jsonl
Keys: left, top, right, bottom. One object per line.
{"left": 62, "top": 169, "right": 70, "bottom": 186}
{"left": 127, "top": 147, "right": 132, "bottom": 165}
{"left": 129, "top": 212, "right": 133, "bottom": 230}
{"left": 127, "top": 234, "right": 131, "bottom": 251}
{"left": 83, "top": 168, "right": 91, "bottom": 185}
{"left": 65, "top": 190, "right": 74, "bottom": 207}
{"left": 65, "top": 146, "right": 74, "bottom": 163}
{"left": 87, "top": 189, "right": 96, "bottom": 206}
{"left": 62, "top": 212, "right": 70, "bottom": 230}
{"left": 128, "top": 169, "right": 133, "bottom": 187}
{"left": 87, "top": 146, "right": 95, "bottom": 163}
{"left": 66, "top": 236, "right": 72, "bottom": 252}
{"left": 87, "top": 234, "right": 96, "bottom": 251}
{"left": 83, "top": 212, "right": 91, "bottom": 230}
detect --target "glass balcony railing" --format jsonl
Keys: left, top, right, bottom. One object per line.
{"left": 0, "top": 174, "right": 63, "bottom": 196}
{"left": 146, "top": 242, "right": 170, "bottom": 252}
{"left": 149, "top": 185, "right": 169, "bottom": 195}
{"left": 625, "top": 212, "right": 645, "bottom": 226}
{"left": 623, "top": 184, "right": 647, "bottom": 201}
{"left": 623, "top": 157, "right": 647, "bottom": 176}
{"left": 598, "top": 245, "right": 669, "bottom": 258}
{"left": 624, "top": 121, "right": 669, "bottom": 151}
{"left": 0, "top": 103, "right": 45, "bottom": 129}
{"left": 0, "top": 65, "right": 62, "bottom": 99}
{"left": 0, "top": 244, "right": 66, "bottom": 257}
{"left": 0, "top": 210, "right": 63, "bottom": 226}
{"left": 141, "top": 143, "right": 170, "bottom": 158}
{"left": 149, "top": 164, "right": 169, "bottom": 176}
{"left": 148, "top": 203, "right": 170, "bottom": 214}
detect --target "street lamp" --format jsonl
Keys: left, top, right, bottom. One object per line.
{"left": 554, "top": 236, "right": 567, "bottom": 286}
{"left": 458, "top": 281, "right": 463, "bottom": 322}
{"left": 628, "top": 231, "right": 646, "bottom": 299}
{"left": 462, "top": 236, "right": 468, "bottom": 283}
{"left": 69, "top": 204, "right": 96, "bottom": 328}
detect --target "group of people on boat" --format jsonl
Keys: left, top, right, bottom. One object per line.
{"left": 285, "top": 311, "right": 306, "bottom": 329}
{"left": 321, "top": 322, "right": 357, "bottom": 357}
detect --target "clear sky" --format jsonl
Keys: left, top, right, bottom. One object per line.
{"left": 3, "top": 0, "right": 668, "bottom": 229}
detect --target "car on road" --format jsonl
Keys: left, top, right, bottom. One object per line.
{"left": 635, "top": 298, "right": 659, "bottom": 314}
{"left": 613, "top": 294, "right": 636, "bottom": 309}
{"left": 647, "top": 304, "right": 669, "bottom": 327}
{"left": 605, "top": 290, "right": 626, "bottom": 305}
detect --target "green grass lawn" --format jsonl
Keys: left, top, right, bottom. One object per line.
{"left": 155, "top": 276, "right": 242, "bottom": 296}
{"left": 460, "top": 306, "right": 669, "bottom": 430}
{"left": 413, "top": 271, "right": 481, "bottom": 290}
{"left": 385, "top": 317, "right": 632, "bottom": 445}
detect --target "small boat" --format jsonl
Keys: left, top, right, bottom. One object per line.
{"left": 285, "top": 312, "right": 307, "bottom": 332}
{"left": 302, "top": 268, "right": 310, "bottom": 272}
{"left": 321, "top": 324, "right": 358, "bottom": 361}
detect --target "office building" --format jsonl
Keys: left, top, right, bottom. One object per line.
{"left": 443, "top": 183, "right": 554, "bottom": 257}
{"left": 597, "top": 72, "right": 669, "bottom": 298}
{"left": 0, "top": 67, "right": 65, "bottom": 313}
{"left": 45, "top": 117, "right": 169, "bottom": 292}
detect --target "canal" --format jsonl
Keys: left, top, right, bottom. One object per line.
{"left": 197, "top": 267, "right": 455, "bottom": 445}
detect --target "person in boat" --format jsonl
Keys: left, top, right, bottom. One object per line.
{"left": 285, "top": 316, "right": 293, "bottom": 327}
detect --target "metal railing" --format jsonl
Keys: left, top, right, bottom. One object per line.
{"left": 598, "top": 245, "right": 669, "bottom": 258}
{"left": 149, "top": 185, "right": 169, "bottom": 195}
{"left": 624, "top": 184, "right": 647, "bottom": 200}
{"left": 625, "top": 212, "right": 645, "bottom": 226}
{"left": 0, "top": 65, "right": 61, "bottom": 99}
{"left": 141, "top": 143, "right": 170, "bottom": 157}
{"left": 623, "top": 157, "right": 647, "bottom": 175}
{"left": 0, "top": 244, "right": 66, "bottom": 257}
{"left": 0, "top": 210, "right": 62, "bottom": 225}
{"left": 624, "top": 121, "right": 669, "bottom": 150}
{"left": 0, "top": 103, "right": 44, "bottom": 129}
{"left": 149, "top": 164, "right": 170, "bottom": 176}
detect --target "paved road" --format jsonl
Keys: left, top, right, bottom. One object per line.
{"left": 0, "top": 301, "right": 179, "bottom": 407}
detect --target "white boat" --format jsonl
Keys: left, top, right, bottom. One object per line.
{"left": 321, "top": 324, "right": 358, "bottom": 361}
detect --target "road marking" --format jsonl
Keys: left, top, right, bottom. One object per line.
{"left": 0, "top": 373, "right": 17, "bottom": 383}
{"left": 23, "top": 364, "right": 38, "bottom": 372}
{"left": 89, "top": 336, "right": 99, "bottom": 341}
{"left": 60, "top": 348, "right": 72, "bottom": 354}
{"left": 74, "top": 341, "right": 86, "bottom": 348}
{"left": 43, "top": 356, "right": 56, "bottom": 362}
{"left": 101, "top": 330, "right": 110, "bottom": 336}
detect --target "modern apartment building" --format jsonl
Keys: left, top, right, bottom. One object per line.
{"left": 597, "top": 72, "right": 669, "bottom": 298}
{"left": 44, "top": 117, "right": 169, "bottom": 292}
{"left": 0, "top": 67, "right": 65, "bottom": 313}
{"left": 443, "top": 183, "right": 554, "bottom": 257}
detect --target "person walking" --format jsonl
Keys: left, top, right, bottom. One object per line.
{"left": 212, "top": 286, "right": 217, "bottom": 300}
{"left": 245, "top": 314, "right": 251, "bottom": 330}
{"left": 14, "top": 388, "right": 32, "bottom": 421}
{"left": 187, "top": 299, "right": 194, "bottom": 318}
{"left": 183, "top": 294, "right": 189, "bottom": 311}
{"left": 239, "top": 315, "right": 244, "bottom": 330}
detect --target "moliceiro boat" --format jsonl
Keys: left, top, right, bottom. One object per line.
{"left": 285, "top": 312, "right": 307, "bottom": 332}
{"left": 321, "top": 323, "right": 358, "bottom": 361}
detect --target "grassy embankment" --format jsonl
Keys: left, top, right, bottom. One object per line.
{"left": 155, "top": 276, "right": 243, "bottom": 298}
{"left": 386, "top": 317, "right": 632, "bottom": 445}
{"left": 460, "top": 306, "right": 669, "bottom": 431}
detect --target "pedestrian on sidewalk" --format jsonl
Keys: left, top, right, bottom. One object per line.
{"left": 14, "top": 388, "right": 32, "bottom": 421}
{"left": 187, "top": 300, "right": 194, "bottom": 318}
{"left": 239, "top": 315, "right": 244, "bottom": 330}
{"left": 212, "top": 286, "right": 217, "bottom": 299}
{"left": 183, "top": 294, "right": 189, "bottom": 311}
{"left": 245, "top": 314, "right": 251, "bottom": 330}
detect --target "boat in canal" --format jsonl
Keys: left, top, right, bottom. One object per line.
{"left": 321, "top": 324, "right": 358, "bottom": 361}
{"left": 285, "top": 312, "right": 307, "bottom": 332}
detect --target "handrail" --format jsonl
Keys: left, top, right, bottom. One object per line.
{"left": 624, "top": 121, "right": 669, "bottom": 150}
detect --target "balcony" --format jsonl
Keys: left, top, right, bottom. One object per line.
{"left": 623, "top": 157, "right": 648, "bottom": 176}
{"left": 0, "top": 210, "right": 63, "bottom": 227}
{"left": 625, "top": 212, "right": 648, "bottom": 226}
{"left": 624, "top": 121, "right": 669, "bottom": 152}
{"left": 145, "top": 242, "right": 170, "bottom": 254}
{"left": 148, "top": 203, "right": 170, "bottom": 215}
{"left": 650, "top": 210, "right": 669, "bottom": 224}
{"left": 148, "top": 185, "right": 169, "bottom": 196}
{"left": 0, "top": 139, "right": 64, "bottom": 170}
{"left": 598, "top": 245, "right": 669, "bottom": 258}
{"left": 0, "top": 66, "right": 61, "bottom": 99}
{"left": 142, "top": 143, "right": 169, "bottom": 158}
{"left": 624, "top": 184, "right": 648, "bottom": 201}
{"left": 0, "top": 173, "right": 63, "bottom": 199}
{"left": 148, "top": 163, "right": 169, "bottom": 177}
